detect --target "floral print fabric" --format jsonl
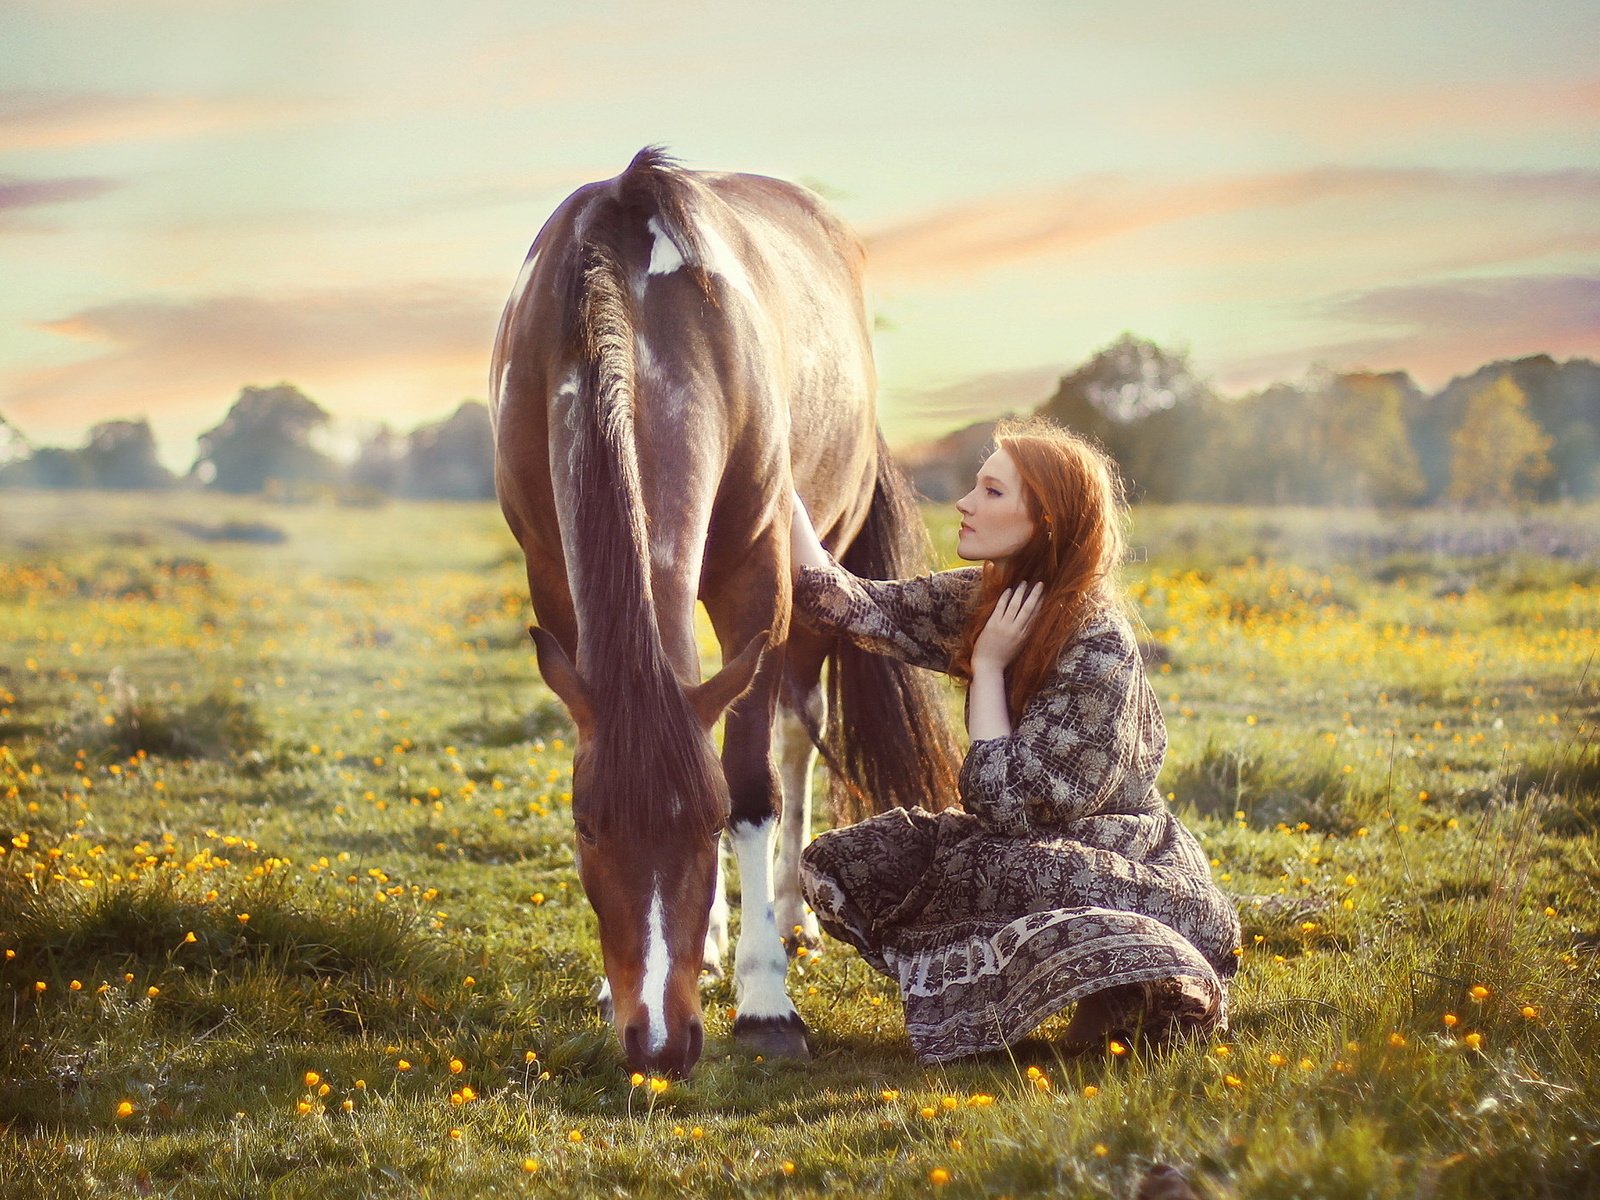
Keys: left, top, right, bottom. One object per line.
{"left": 793, "top": 559, "right": 1241, "bottom": 1063}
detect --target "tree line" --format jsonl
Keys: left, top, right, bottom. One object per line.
{"left": 905, "top": 338, "right": 1599, "bottom": 508}
{"left": 0, "top": 386, "right": 496, "bottom": 500}
{"left": 4, "top": 341, "right": 1597, "bottom": 506}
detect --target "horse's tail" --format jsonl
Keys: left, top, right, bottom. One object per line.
{"left": 824, "top": 431, "right": 964, "bottom": 823}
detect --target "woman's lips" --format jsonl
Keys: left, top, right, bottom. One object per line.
{"left": 959, "top": 523, "right": 973, "bottom": 534}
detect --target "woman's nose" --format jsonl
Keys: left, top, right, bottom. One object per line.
{"left": 955, "top": 492, "right": 974, "bottom": 516}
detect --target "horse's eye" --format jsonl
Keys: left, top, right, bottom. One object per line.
{"left": 574, "top": 819, "right": 597, "bottom": 845}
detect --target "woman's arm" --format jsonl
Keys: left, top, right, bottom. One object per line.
{"left": 960, "top": 617, "right": 1164, "bottom": 835}
{"left": 788, "top": 489, "right": 979, "bottom": 671}
{"left": 789, "top": 488, "right": 832, "bottom": 577}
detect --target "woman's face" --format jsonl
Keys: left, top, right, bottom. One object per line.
{"left": 955, "top": 449, "right": 1037, "bottom": 563}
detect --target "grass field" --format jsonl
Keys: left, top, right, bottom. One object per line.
{"left": 1, "top": 491, "right": 1597, "bottom": 1198}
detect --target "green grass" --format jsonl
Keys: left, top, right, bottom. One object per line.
{"left": 1, "top": 491, "right": 1598, "bottom": 1198}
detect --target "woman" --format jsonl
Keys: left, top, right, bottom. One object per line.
{"left": 790, "top": 418, "right": 1240, "bottom": 1064}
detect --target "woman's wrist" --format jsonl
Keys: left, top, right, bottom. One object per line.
{"left": 966, "top": 661, "right": 1012, "bottom": 741}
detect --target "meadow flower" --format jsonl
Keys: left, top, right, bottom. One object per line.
{"left": 450, "top": 1058, "right": 465, "bottom": 1075}
{"left": 880, "top": 1089, "right": 900, "bottom": 1102}
{"left": 929, "top": 1167, "right": 951, "bottom": 1185}
{"left": 568, "top": 1129, "right": 584, "bottom": 1143}
{"left": 1082, "top": 1085, "right": 1100, "bottom": 1098}
{"left": 304, "top": 1071, "right": 321, "bottom": 1087}
{"left": 115, "top": 1100, "right": 134, "bottom": 1119}
{"left": 1464, "top": 1033, "right": 1483, "bottom": 1050}
{"left": 1092, "top": 1143, "right": 1109, "bottom": 1157}
{"left": 1469, "top": 985, "right": 1490, "bottom": 1002}
{"left": 523, "top": 1160, "right": 540, "bottom": 1174}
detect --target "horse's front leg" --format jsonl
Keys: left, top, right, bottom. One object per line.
{"left": 709, "top": 607, "right": 809, "bottom": 1059}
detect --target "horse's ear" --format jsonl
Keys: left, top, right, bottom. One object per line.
{"left": 688, "top": 630, "right": 769, "bottom": 730}
{"left": 529, "top": 626, "right": 594, "bottom": 736}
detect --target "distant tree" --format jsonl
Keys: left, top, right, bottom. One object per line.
{"left": 1036, "top": 334, "right": 1212, "bottom": 501}
{"left": 192, "top": 384, "right": 335, "bottom": 494}
{"left": 0, "top": 446, "right": 90, "bottom": 489}
{"left": 403, "top": 401, "right": 495, "bottom": 499}
{"left": 79, "top": 419, "right": 172, "bottom": 490}
{"left": 347, "top": 424, "right": 406, "bottom": 494}
{"left": 1447, "top": 374, "right": 1554, "bottom": 506}
{"left": 0, "top": 412, "right": 29, "bottom": 470}
{"left": 1320, "top": 372, "right": 1426, "bottom": 507}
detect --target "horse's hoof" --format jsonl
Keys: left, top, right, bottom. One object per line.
{"left": 780, "top": 930, "right": 822, "bottom": 959}
{"left": 732, "top": 1012, "right": 811, "bottom": 1060}
{"left": 699, "top": 961, "right": 726, "bottom": 985}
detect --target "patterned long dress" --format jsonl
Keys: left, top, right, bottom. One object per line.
{"left": 793, "top": 559, "right": 1241, "bottom": 1064}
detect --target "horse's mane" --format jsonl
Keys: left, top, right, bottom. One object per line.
{"left": 553, "top": 147, "right": 724, "bottom": 841}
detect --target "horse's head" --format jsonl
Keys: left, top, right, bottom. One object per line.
{"left": 529, "top": 626, "right": 766, "bottom": 1077}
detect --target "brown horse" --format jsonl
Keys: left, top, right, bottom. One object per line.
{"left": 490, "top": 147, "right": 959, "bottom": 1077}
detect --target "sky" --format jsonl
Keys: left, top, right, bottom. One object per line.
{"left": 2, "top": 0, "right": 1597, "bottom": 468}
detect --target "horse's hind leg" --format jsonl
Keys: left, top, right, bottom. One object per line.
{"left": 701, "top": 836, "right": 729, "bottom": 980}
{"left": 774, "top": 646, "right": 826, "bottom": 952}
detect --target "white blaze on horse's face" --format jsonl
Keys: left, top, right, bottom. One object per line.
{"left": 639, "top": 879, "right": 670, "bottom": 1056}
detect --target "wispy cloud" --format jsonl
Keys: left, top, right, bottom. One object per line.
{"left": 4, "top": 284, "right": 504, "bottom": 449}
{"left": 865, "top": 167, "right": 1600, "bottom": 282}
{"left": 0, "top": 174, "right": 122, "bottom": 213}
{"left": 1138, "top": 76, "right": 1600, "bottom": 151}
{"left": 1215, "top": 273, "right": 1600, "bottom": 391}
{"left": 0, "top": 89, "right": 330, "bottom": 153}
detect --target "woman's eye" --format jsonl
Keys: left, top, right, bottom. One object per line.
{"left": 986, "top": 487, "right": 1002, "bottom": 497}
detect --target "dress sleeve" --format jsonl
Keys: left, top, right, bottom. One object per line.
{"left": 957, "top": 613, "right": 1166, "bottom": 836}
{"left": 793, "top": 558, "right": 981, "bottom": 673}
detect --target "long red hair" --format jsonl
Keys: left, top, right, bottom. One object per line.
{"left": 951, "top": 418, "right": 1129, "bottom": 717}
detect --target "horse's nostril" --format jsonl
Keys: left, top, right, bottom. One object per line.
{"left": 682, "top": 1018, "right": 704, "bottom": 1076}
{"left": 623, "top": 1021, "right": 646, "bottom": 1069}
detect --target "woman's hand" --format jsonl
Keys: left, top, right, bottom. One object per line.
{"left": 966, "top": 583, "right": 1043, "bottom": 742}
{"left": 972, "top": 582, "right": 1044, "bottom": 672}
{"left": 789, "top": 488, "right": 831, "bottom": 580}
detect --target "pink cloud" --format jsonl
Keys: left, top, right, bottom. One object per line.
{"left": 1214, "top": 274, "right": 1600, "bottom": 392}
{"left": 864, "top": 167, "right": 1600, "bottom": 282}
{"left": 3, "top": 285, "right": 504, "bottom": 449}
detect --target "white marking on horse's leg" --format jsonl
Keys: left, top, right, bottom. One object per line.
{"left": 596, "top": 976, "right": 613, "bottom": 1023}
{"left": 640, "top": 877, "right": 669, "bottom": 1055}
{"left": 730, "top": 816, "right": 800, "bottom": 1023}
{"left": 774, "top": 692, "right": 823, "bottom": 949}
{"left": 702, "top": 833, "right": 728, "bottom": 980}
{"left": 646, "top": 217, "right": 685, "bottom": 275}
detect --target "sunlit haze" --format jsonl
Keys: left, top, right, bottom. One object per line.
{"left": 3, "top": 0, "right": 1596, "bottom": 469}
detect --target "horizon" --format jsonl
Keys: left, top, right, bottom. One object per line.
{"left": 4, "top": 1, "right": 1597, "bottom": 471}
